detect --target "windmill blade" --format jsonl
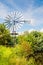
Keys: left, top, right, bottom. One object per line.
{"left": 16, "top": 24, "right": 21, "bottom": 29}
{"left": 19, "top": 23, "right": 23, "bottom": 26}
{"left": 6, "top": 23, "right": 12, "bottom": 29}
{"left": 4, "top": 18, "right": 9, "bottom": 21}
{"left": 9, "top": 12, "right": 13, "bottom": 18}
{"left": 4, "top": 19, "right": 10, "bottom": 22}
{"left": 13, "top": 11, "right": 17, "bottom": 19}
{"left": 4, "top": 21, "right": 11, "bottom": 25}
{"left": 8, "top": 15, "right": 12, "bottom": 19}
{"left": 15, "top": 11, "right": 23, "bottom": 19}
{"left": 15, "top": 11, "right": 19, "bottom": 15}
{"left": 4, "top": 18, "right": 12, "bottom": 24}
{"left": 15, "top": 14, "right": 23, "bottom": 20}
{"left": 4, "top": 20, "right": 12, "bottom": 28}
{"left": 5, "top": 14, "right": 12, "bottom": 21}
{"left": 14, "top": 11, "right": 16, "bottom": 17}
{"left": 17, "top": 12, "right": 22, "bottom": 17}
{"left": 15, "top": 12, "right": 23, "bottom": 20}
{"left": 16, "top": 24, "right": 21, "bottom": 28}
{"left": 3, "top": 21, "right": 9, "bottom": 26}
{"left": 5, "top": 24, "right": 9, "bottom": 28}
{"left": 18, "top": 22, "right": 24, "bottom": 26}
{"left": 4, "top": 22, "right": 8, "bottom": 25}
{"left": 14, "top": 25, "right": 18, "bottom": 30}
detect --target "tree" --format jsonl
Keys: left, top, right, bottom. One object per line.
{"left": 0, "top": 24, "right": 14, "bottom": 46}
{"left": 29, "top": 31, "right": 43, "bottom": 65}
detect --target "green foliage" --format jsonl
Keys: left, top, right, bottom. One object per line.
{"left": 12, "top": 41, "right": 33, "bottom": 57}
{"left": 0, "top": 45, "right": 33, "bottom": 65}
{"left": 0, "top": 24, "right": 14, "bottom": 46}
{"left": 0, "top": 24, "right": 43, "bottom": 65}
{"left": 0, "top": 46, "right": 12, "bottom": 65}
{"left": 29, "top": 31, "right": 43, "bottom": 52}
{"left": 16, "top": 31, "right": 43, "bottom": 65}
{"left": 9, "top": 56, "right": 28, "bottom": 65}
{"left": 28, "top": 57, "right": 37, "bottom": 65}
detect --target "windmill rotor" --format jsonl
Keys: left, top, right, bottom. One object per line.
{"left": 4, "top": 11, "right": 31, "bottom": 35}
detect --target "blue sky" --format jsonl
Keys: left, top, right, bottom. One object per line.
{"left": 0, "top": 0, "right": 43, "bottom": 32}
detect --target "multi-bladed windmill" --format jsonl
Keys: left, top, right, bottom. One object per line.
{"left": 4, "top": 11, "right": 31, "bottom": 35}
{"left": 3, "top": 11, "right": 31, "bottom": 44}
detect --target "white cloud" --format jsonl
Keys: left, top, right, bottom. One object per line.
{"left": 18, "top": 31, "right": 24, "bottom": 35}
{"left": 28, "top": 29, "right": 35, "bottom": 33}
{"left": 6, "top": 0, "right": 22, "bottom": 11}
{"left": 18, "top": 28, "right": 43, "bottom": 35}
{"left": 40, "top": 29, "right": 43, "bottom": 32}
{"left": 18, "top": 29, "right": 35, "bottom": 35}
{"left": 23, "top": 5, "right": 43, "bottom": 26}
{"left": 0, "top": 2, "right": 9, "bottom": 19}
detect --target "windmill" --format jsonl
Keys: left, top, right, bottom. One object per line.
{"left": 4, "top": 11, "right": 31, "bottom": 35}
{"left": 4, "top": 11, "right": 31, "bottom": 44}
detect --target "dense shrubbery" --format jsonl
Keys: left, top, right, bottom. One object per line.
{"left": 0, "top": 24, "right": 43, "bottom": 65}
{"left": 0, "top": 44, "right": 35, "bottom": 65}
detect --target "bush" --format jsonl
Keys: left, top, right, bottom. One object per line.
{"left": 28, "top": 57, "right": 37, "bottom": 65}
{"left": 9, "top": 56, "right": 27, "bottom": 65}
{"left": 11, "top": 41, "right": 33, "bottom": 57}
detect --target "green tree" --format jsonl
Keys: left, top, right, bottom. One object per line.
{"left": 0, "top": 24, "right": 14, "bottom": 46}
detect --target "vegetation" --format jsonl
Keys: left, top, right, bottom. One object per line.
{"left": 0, "top": 24, "right": 14, "bottom": 46}
{"left": 0, "top": 24, "right": 43, "bottom": 65}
